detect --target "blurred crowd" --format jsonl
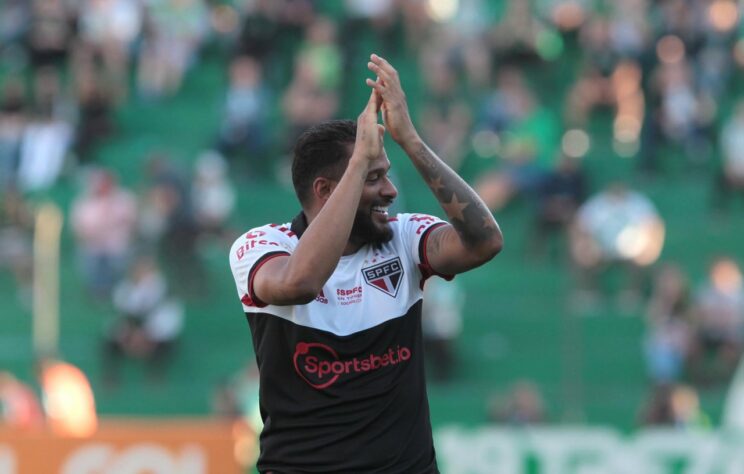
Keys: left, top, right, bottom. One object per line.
{"left": 1, "top": 0, "right": 744, "bottom": 430}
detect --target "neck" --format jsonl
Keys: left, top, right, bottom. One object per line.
{"left": 343, "top": 239, "right": 364, "bottom": 256}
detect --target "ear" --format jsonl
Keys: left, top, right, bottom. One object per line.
{"left": 312, "top": 176, "right": 337, "bottom": 203}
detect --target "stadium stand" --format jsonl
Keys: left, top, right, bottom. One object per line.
{"left": 1, "top": 1, "right": 744, "bottom": 465}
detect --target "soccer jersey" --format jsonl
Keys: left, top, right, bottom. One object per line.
{"left": 229, "top": 212, "right": 451, "bottom": 473}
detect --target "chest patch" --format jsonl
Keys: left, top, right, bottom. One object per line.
{"left": 362, "top": 257, "right": 404, "bottom": 298}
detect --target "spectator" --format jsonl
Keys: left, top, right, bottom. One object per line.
{"left": 488, "top": 380, "right": 547, "bottom": 425}
{"left": 339, "top": 0, "right": 398, "bottom": 72}
{"left": 158, "top": 190, "right": 200, "bottom": 295}
{"left": 192, "top": 150, "right": 236, "bottom": 242}
{"left": 233, "top": 0, "right": 281, "bottom": 64}
{"left": 233, "top": 0, "right": 313, "bottom": 74}
{"left": 298, "top": 17, "right": 342, "bottom": 95}
{"left": 569, "top": 182, "right": 665, "bottom": 312}
{"left": 102, "top": 255, "right": 184, "bottom": 386}
{"left": 17, "top": 67, "right": 73, "bottom": 192}
{"left": 26, "top": 0, "right": 76, "bottom": 74}
{"left": 712, "top": 100, "right": 744, "bottom": 212}
{"left": 211, "top": 361, "right": 262, "bottom": 468}
{"left": 475, "top": 67, "right": 559, "bottom": 211}
{"left": 211, "top": 361, "right": 261, "bottom": 429}
{"left": 137, "top": 153, "right": 187, "bottom": 248}
{"left": 418, "top": 50, "right": 472, "bottom": 171}
{"left": 565, "top": 59, "right": 645, "bottom": 157}
{"left": 0, "top": 1, "right": 30, "bottom": 57}
{"left": 489, "top": 0, "right": 550, "bottom": 63}
{"left": 640, "top": 383, "right": 710, "bottom": 430}
{"left": 643, "top": 264, "right": 693, "bottom": 384}
{"left": 71, "top": 169, "right": 137, "bottom": 299}
{"left": 281, "top": 54, "right": 339, "bottom": 159}
{"left": 0, "top": 77, "right": 27, "bottom": 189}
{"left": 422, "top": 277, "right": 465, "bottom": 383}
{"left": 32, "top": 66, "right": 74, "bottom": 122}
{"left": 0, "top": 371, "right": 44, "bottom": 430}
{"left": 37, "top": 357, "right": 97, "bottom": 437}
{"left": 140, "top": 157, "right": 203, "bottom": 297}
{"left": 398, "top": 0, "right": 435, "bottom": 50}
{"left": 578, "top": 17, "right": 620, "bottom": 77}
{"left": 639, "top": 383, "right": 675, "bottom": 426}
{"left": 136, "top": 0, "right": 208, "bottom": 99}
{"left": 72, "top": 66, "right": 117, "bottom": 163}
{"left": 687, "top": 257, "right": 744, "bottom": 384}
{"left": 645, "top": 58, "right": 713, "bottom": 169}
{"left": 280, "top": 22, "right": 341, "bottom": 148}
{"left": 0, "top": 187, "right": 35, "bottom": 306}
{"left": 76, "top": 0, "right": 143, "bottom": 102}
{"left": 528, "top": 154, "right": 587, "bottom": 261}
{"left": 215, "top": 56, "right": 271, "bottom": 177}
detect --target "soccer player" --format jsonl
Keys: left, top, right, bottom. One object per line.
{"left": 229, "top": 54, "right": 502, "bottom": 473}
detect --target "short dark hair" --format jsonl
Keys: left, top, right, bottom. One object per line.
{"left": 291, "top": 120, "right": 357, "bottom": 206}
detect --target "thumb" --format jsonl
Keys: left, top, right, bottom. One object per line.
{"left": 377, "top": 124, "right": 385, "bottom": 138}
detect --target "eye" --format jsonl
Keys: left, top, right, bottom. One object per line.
{"left": 366, "top": 173, "right": 381, "bottom": 182}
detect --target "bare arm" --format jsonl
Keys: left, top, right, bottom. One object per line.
{"left": 253, "top": 90, "right": 385, "bottom": 305}
{"left": 367, "top": 54, "right": 502, "bottom": 274}
{"left": 405, "top": 138, "right": 503, "bottom": 274}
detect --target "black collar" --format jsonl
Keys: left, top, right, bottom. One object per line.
{"left": 290, "top": 211, "right": 308, "bottom": 239}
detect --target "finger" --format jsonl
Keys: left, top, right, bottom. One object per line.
{"left": 367, "top": 61, "right": 394, "bottom": 86}
{"left": 365, "top": 77, "right": 386, "bottom": 95}
{"left": 370, "top": 53, "right": 391, "bottom": 67}
{"left": 370, "top": 54, "right": 398, "bottom": 83}
{"left": 373, "top": 85, "right": 383, "bottom": 109}
{"left": 364, "top": 87, "right": 380, "bottom": 116}
{"left": 358, "top": 90, "right": 375, "bottom": 122}
{"left": 369, "top": 87, "right": 379, "bottom": 113}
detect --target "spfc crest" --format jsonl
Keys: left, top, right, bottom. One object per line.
{"left": 362, "top": 257, "right": 404, "bottom": 297}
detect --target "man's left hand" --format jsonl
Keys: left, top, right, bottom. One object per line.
{"left": 366, "top": 54, "right": 420, "bottom": 147}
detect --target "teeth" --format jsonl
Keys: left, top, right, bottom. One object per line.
{"left": 372, "top": 206, "right": 388, "bottom": 213}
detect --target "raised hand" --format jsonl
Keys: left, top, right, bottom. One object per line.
{"left": 364, "top": 54, "right": 502, "bottom": 275}
{"left": 352, "top": 87, "right": 385, "bottom": 165}
{"left": 366, "top": 54, "right": 419, "bottom": 147}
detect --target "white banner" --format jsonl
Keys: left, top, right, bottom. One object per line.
{"left": 435, "top": 426, "right": 744, "bottom": 474}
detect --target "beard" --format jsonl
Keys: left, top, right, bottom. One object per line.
{"left": 349, "top": 208, "right": 393, "bottom": 248}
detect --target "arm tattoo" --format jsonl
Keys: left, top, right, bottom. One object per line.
{"left": 412, "top": 143, "right": 499, "bottom": 247}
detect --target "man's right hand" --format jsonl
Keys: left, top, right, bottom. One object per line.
{"left": 250, "top": 88, "right": 387, "bottom": 307}
{"left": 351, "top": 88, "right": 385, "bottom": 166}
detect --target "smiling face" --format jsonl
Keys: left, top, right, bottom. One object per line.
{"left": 348, "top": 150, "right": 398, "bottom": 248}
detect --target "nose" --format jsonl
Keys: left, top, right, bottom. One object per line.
{"left": 381, "top": 176, "right": 398, "bottom": 201}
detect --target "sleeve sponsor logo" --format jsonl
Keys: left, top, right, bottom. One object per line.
{"left": 362, "top": 257, "right": 404, "bottom": 297}
{"left": 235, "top": 239, "right": 280, "bottom": 260}
{"left": 293, "top": 342, "right": 411, "bottom": 390}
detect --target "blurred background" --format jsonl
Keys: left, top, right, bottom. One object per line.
{"left": 2, "top": 0, "right": 744, "bottom": 472}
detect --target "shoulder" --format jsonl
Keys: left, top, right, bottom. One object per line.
{"left": 391, "top": 212, "right": 445, "bottom": 229}
{"left": 390, "top": 213, "right": 447, "bottom": 238}
{"left": 229, "top": 222, "right": 295, "bottom": 263}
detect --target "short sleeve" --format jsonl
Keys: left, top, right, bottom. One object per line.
{"left": 395, "top": 213, "right": 454, "bottom": 283}
{"left": 229, "top": 225, "right": 294, "bottom": 309}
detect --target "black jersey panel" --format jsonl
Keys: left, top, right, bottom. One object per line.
{"left": 247, "top": 300, "right": 438, "bottom": 473}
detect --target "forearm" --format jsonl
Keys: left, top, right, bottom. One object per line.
{"left": 285, "top": 159, "right": 368, "bottom": 291}
{"left": 403, "top": 138, "right": 502, "bottom": 248}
